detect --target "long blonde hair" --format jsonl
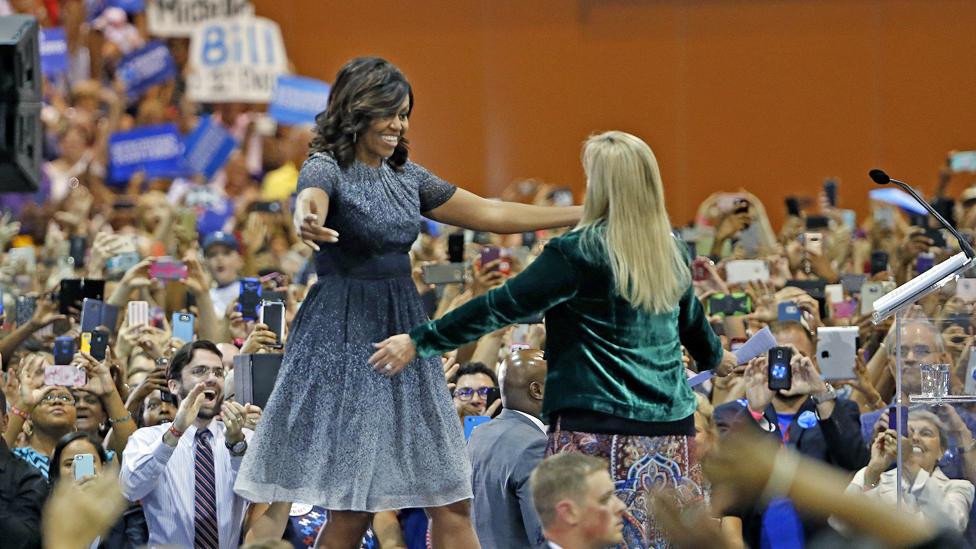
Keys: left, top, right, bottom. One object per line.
{"left": 577, "top": 131, "right": 689, "bottom": 314}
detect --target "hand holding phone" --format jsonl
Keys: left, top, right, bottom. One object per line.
{"left": 767, "top": 346, "right": 793, "bottom": 391}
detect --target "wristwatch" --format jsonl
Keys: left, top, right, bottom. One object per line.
{"left": 225, "top": 439, "right": 247, "bottom": 456}
{"left": 811, "top": 382, "right": 837, "bottom": 405}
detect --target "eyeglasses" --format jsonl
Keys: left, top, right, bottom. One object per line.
{"left": 454, "top": 387, "right": 497, "bottom": 402}
{"left": 40, "top": 393, "right": 76, "bottom": 405}
{"left": 187, "top": 365, "right": 225, "bottom": 379}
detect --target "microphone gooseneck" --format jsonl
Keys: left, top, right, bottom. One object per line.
{"left": 868, "top": 169, "right": 975, "bottom": 259}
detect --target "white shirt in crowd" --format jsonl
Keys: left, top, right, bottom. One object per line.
{"left": 211, "top": 281, "right": 241, "bottom": 317}
{"left": 120, "top": 421, "right": 254, "bottom": 549}
{"left": 513, "top": 410, "right": 548, "bottom": 434}
{"left": 844, "top": 465, "right": 975, "bottom": 533}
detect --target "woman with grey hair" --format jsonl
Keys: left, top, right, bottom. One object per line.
{"left": 847, "top": 409, "right": 975, "bottom": 532}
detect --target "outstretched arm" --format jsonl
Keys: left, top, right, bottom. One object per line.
{"left": 427, "top": 188, "right": 582, "bottom": 234}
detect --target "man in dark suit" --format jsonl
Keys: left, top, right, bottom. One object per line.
{"left": 714, "top": 321, "right": 869, "bottom": 547}
{"left": 0, "top": 389, "right": 49, "bottom": 549}
{"left": 468, "top": 348, "right": 548, "bottom": 549}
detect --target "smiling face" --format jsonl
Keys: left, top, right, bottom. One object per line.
{"left": 168, "top": 349, "right": 225, "bottom": 420}
{"left": 354, "top": 96, "right": 410, "bottom": 167}
{"left": 142, "top": 389, "right": 177, "bottom": 427}
{"left": 908, "top": 418, "right": 944, "bottom": 473}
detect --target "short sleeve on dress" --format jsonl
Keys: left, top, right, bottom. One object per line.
{"left": 405, "top": 161, "right": 457, "bottom": 213}
{"left": 297, "top": 153, "right": 341, "bottom": 196}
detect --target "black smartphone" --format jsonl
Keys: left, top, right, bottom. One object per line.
{"left": 824, "top": 179, "right": 838, "bottom": 208}
{"left": 159, "top": 390, "right": 178, "bottom": 405}
{"left": 522, "top": 231, "right": 537, "bottom": 249}
{"left": 53, "top": 336, "right": 76, "bottom": 365}
{"left": 69, "top": 236, "right": 87, "bottom": 268}
{"left": 767, "top": 346, "right": 793, "bottom": 391}
{"left": 785, "top": 196, "right": 801, "bottom": 217}
{"left": 925, "top": 228, "right": 947, "bottom": 249}
{"left": 90, "top": 328, "right": 109, "bottom": 361}
{"left": 485, "top": 387, "right": 501, "bottom": 412}
{"left": 259, "top": 301, "right": 285, "bottom": 348}
{"left": 870, "top": 251, "right": 889, "bottom": 275}
{"left": 59, "top": 279, "right": 83, "bottom": 315}
{"left": 253, "top": 201, "right": 282, "bottom": 213}
{"left": 448, "top": 233, "right": 465, "bottom": 264}
{"left": 185, "top": 290, "right": 196, "bottom": 311}
{"left": 805, "top": 216, "right": 830, "bottom": 230}
{"left": 237, "top": 278, "right": 262, "bottom": 321}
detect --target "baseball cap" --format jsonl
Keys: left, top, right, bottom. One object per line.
{"left": 201, "top": 231, "right": 239, "bottom": 253}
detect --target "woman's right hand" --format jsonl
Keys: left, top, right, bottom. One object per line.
{"left": 294, "top": 197, "right": 339, "bottom": 252}
{"left": 866, "top": 429, "right": 899, "bottom": 484}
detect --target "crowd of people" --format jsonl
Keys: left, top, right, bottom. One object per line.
{"left": 4, "top": 2, "right": 976, "bottom": 549}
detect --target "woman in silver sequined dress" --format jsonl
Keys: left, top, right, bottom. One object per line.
{"left": 235, "top": 57, "right": 582, "bottom": 548}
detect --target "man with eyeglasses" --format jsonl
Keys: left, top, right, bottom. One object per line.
{"left": 449, "top": 362, "right": 501, "bottom": 420}
{"left": 0, "top": 383, "right": 49, "bottom": 549}
{"left": 121, "top": 340, "right": 256, "bottom": 549}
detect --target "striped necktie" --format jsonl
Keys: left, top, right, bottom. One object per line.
{"left": 194, "top": 429, "right": 220, "bottom": 549}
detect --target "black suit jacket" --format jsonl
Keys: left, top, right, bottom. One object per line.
{"left": 713, "top": 397, "right": 869, "bottom": 546}
{"left": 0, "top": 440, "right": 48, "bottom": 549}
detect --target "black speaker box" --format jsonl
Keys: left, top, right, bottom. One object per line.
{"left": 0, "top": 15, "right": 41, "bottom": 193}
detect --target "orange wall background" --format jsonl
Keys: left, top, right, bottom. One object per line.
{"left": 253, "top": 0, "right": 976, "bottom": 228}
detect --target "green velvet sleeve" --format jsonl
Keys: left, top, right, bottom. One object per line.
{"left": 677, "top": 283, "right": 723, "bottom": 370}
{"left": 410, "top": 244, "right": 580, "bottom": 358}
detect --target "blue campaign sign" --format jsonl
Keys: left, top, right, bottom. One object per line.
{"left": 118, "top": 41, "right": 177, "bottom": 100}
{"left": 108, "top": 0, "right": 145, "bottom": 13}
{"left": 39, "top": 27, "right": 69, "bottom": 78}
{"left": 109, "top": 123, "right": 189, "bottom": 184}
{"left": 268, "top": 75, "right": 331, "bottom": 126}
{"left": 183, "top": 116, "right": 238, "bottom": 179}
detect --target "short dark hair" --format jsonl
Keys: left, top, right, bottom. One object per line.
{"left": 49, "top": 431, "right": 110, "bottom": 485}
{"left": 167, "top": 340, "right": 223, "bottom": 381}
{"left": 449, "top": 362, "right": 498, "bottom": 387}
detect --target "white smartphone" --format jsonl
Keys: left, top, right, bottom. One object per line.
{"left": 860, "top": 281, "right": 894, "bottom": 315}
{"left": 724, "top": 260, "right": 770, "bottom": 285}
{"left": 127, "top": 300, "right": 149, "bottom": 327}
{"left": 824, "top": 284, "right": 844, "bottom": 304}
{"left": 816, "top": 327, "right": 859, "bottom": 380}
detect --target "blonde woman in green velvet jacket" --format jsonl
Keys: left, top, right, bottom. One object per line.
{"left": 373, "top": 130, "right": 736, "bottom": 548}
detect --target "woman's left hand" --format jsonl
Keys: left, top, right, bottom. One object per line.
{"left": 369, "top": 334, "right": 417, "bottom": 376}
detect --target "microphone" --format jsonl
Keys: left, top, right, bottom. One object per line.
{"left": 868, "top": 169, "right": 975, "bottom": 259}
{"left": 868, "top": 168, "right": 976, "bottom": 323}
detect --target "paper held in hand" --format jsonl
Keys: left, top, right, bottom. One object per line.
{"left": 687, "top": 327, "right": 777, "bottom": 387}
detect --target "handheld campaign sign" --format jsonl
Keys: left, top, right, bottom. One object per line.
{"left": 118, "top": 41, "right": 177, "bottom": 100}
{"left": 147, "top": 0, "right": 254, "bottom": 37}
{"left": 39, "top": 27, "right": 69, "bottom": 79}
{"left": 186, "top": 15, "right": 287, "bottom": 103}
{"left": 108, "top": 123, "right": 189, "bottom": 184}
{"left": 108, "top": 0, "right": 145, "bottom": 13}
{"left": 183, "top": 116, "right": 237, "bottom": 179}
{"left": 268, "top": 75, "right": 330, "bottom": 126}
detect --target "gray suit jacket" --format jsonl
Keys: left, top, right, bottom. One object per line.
{"left": 467, "top": 408, "right": 548, "bottom": 549}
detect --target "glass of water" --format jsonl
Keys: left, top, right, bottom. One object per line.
{"left": 920, "top": 363, "right": 950, "bottom": 398}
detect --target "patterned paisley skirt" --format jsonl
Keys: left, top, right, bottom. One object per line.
{"left": 546, "top": 421, "right": 705, "bottom": 549}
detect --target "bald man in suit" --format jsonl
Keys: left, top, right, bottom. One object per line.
{"left": 467, "top": 349, "right": 549, "bottom": 549}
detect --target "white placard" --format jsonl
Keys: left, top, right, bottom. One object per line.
{"left": 147, "top": 0, "right": 254, "bottom": 38}
{"left": 186, "top": 15, "right": 288, "bottom": 103}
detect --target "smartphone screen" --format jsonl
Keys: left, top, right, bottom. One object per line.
{"left": 888, "top": 405, "right": 909, "bottom": 437}
{"left": 870, "top": 251, "right": 889, "bottom": 275}
{"left": 238, "top": 278, "right": 262, "bottom": 321}
{"left": 767, "top": 347, "right": 793, "bottom": 391}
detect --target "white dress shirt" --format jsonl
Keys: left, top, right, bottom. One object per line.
{"left": 120, "top": 421, "right": 253, "bottom": 549}
{"left": 844, "top": 465, "right": 975, "bottom": 532}
{"left": 513, "top": 410, "right": 548, "bottom": 434}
